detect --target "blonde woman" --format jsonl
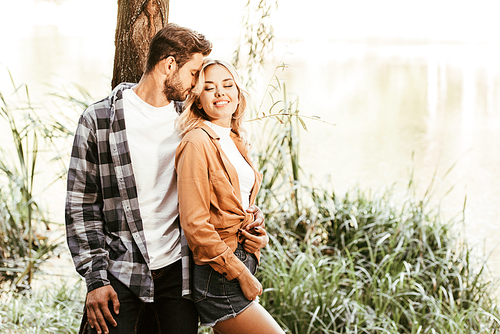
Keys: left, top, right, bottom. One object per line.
{"left": 175, "top": 59, "right": 284, "bottom": 334}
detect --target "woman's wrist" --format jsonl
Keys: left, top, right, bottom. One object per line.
{"left": 236, "top": 267, "right": 250, "bottom": 281}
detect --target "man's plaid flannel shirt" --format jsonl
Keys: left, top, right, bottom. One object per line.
{"left": 65, "top": 83, "right": 191, "bottom": 302}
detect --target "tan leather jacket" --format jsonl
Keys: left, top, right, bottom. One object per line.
{"left": 175, "top": 124, "right": 263, "bottom": 281}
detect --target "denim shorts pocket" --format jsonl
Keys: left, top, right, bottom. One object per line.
{"left": 223, "top": 273, "right": 243, "bottom": 295}
{"left": 244, "top": 253, "right": 258, "bottom": 275}
{"left": 192, "top": 264, "right": 212, "bottom": 303}
{"left": 235, "top": 244, "right": 257, "bottom": 275}
{"left": 234, "top": 246, "right": 248, "bottom": 263}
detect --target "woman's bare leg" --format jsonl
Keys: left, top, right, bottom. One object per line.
{"left": 213, "top": 302, "right": 284, "bottom": 334}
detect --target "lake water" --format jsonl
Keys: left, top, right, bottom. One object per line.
{"left": 2, "top": 0, "right": 500, "bottom": 282}
{"left": 269, "top": 42, "right": 500, "bottom": 279}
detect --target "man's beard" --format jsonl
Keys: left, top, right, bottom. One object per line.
{"left": 163, "top": 71, "right": 188, "bottom": 101}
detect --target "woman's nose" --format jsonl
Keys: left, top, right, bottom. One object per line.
{"left": 215, "top": 88, "right": 225, "bottom": 97}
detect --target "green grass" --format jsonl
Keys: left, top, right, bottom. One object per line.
{"left": 257, "top": 184, "right": 500, "bottom": 333}
{"left": 0, "top": 279, "right": 85, "bottom": 333}
{"left": 3, "top": 180, "right": 497, "bottom": 334}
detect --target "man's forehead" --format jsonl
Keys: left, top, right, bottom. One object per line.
{"left": 185, "top": 53, "right": 204, "bottom": 71}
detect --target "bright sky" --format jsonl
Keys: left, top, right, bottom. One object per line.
{"left": 1, "top": 0, "right": 499, "bottom": 96}
{"left": 1, "top": 0, "right": 500, "bottom": 43}
{"left": 270, "top": 0, "right": 500, "bottom": 43}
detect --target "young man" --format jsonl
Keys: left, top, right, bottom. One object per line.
{"left": 65, "top": 24, "right": 267, "bottom": 334}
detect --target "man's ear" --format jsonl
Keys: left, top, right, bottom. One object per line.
{"left": 162, "top": 56, "right": 177, "bottom": 75}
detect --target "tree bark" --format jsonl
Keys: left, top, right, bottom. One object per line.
{"left": 110, "top": 3, "right": 168, "bottom": 331}
{"left": 111, "top": 0, "right": 169, "bottom": 89}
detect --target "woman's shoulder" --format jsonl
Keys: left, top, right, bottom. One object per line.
{"left": 182, "top": 127, "right": 211, "bottom": 143}
{"left": 180, "top": 126, "right": 220, "bottom": 152}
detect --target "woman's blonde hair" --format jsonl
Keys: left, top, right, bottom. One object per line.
{"left": 177, "top": 59, "right": 249, "bottom": 142}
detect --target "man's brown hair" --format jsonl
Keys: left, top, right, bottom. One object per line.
{"left": 145, "top": 23, "right": 212, "bottom": 73}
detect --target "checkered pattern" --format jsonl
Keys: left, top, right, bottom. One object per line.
{"left": 65, "top": 83, "right": 191, "bottom": 302}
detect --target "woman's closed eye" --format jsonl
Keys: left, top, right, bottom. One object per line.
{"left": 204, "top": 85, "right": 233, "bottom": 91}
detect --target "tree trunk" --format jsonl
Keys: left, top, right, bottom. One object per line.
{"left": 111, "top": 0, "right": 169, "bottom": 89}
{"left": 110, "top": 4, "right": 169, "bottom": 333}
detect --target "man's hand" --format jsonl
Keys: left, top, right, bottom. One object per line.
{"left": 240, "top": 227, "right": 269, "bottom": 253}
{"left": 86, "top": 285, "right": 120, "bottom": 334}
{"left": 245, "top": 205, "right": 265, "bottom": 231}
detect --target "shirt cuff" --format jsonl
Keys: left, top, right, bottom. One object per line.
{"left": 218, "top": 252, "right": 246, "bottom": 281}
{"left": 85, "top": 269, "right": 110, "bottom": 293}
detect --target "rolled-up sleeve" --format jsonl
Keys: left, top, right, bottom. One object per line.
{"left": 176, "top": 140, "right": 245, "bottom": 281}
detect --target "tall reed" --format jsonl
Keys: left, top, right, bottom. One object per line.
{"left": 0, "top": 79, "right": 72, "bottom": 287}
{"left": 257, "top": 183, "right": 500, "bottom": 333}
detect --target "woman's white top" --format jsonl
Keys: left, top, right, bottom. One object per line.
{"left": 205, "top": 121, "right": 255, "bottom": 210}
{"left": 123, "top": 88, "right": 181, "bottom": 270}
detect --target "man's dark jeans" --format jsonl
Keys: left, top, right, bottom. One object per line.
{"left": 88, "top": 259, "right": 198, "bottom": 334}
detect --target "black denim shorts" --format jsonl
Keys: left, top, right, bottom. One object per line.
{"left": 192, "top": 243, "right": 258, "bottom": 327}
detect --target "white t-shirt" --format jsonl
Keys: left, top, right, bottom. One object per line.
{"left": 205, "top": 121, "right": 255, "bottom": 210}
{"left": 123, "top": 88, "right": 181, "bottom": 270}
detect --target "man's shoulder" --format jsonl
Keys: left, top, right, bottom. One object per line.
{"left": 81, "top": 83, "right": 136, "bottom": 121}
{"left": 83, "top": 96, "right": 110, "bottom": 114}
{"left": 79, "top": 97, "right": 112, "bottom": 129}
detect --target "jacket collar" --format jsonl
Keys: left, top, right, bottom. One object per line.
{"left": 199, "top": 122, "right": 241, "bottom": 141}
{"left": 109, "top": 82, "right": 137, "bottom": 105}
{"left": 197, "top": 122, "right": 260, "bottom": 204}
{"left": 199, "top": 122, "right": 220, "bottom": 139}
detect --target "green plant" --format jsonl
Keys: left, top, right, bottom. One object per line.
{"left": 233, "top": 0, "right": 277, "bottom": 90}
{"left": 0, "top": 278, "right": 85, "bottom": 333}
{"left": 0, "top": 77, "right": 72, "bottom": 287}
{"left": 258, "top": 184, "right": 500, "bottom": 333}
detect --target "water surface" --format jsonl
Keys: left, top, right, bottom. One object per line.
{"left": 2, "top": 0, "right": 500, "bottom": 282}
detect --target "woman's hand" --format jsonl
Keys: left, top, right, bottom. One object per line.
{"left": 239, "top": 227, "right": 269, "bottom": 253}
{"left": 245, "top": 205, "right": 265, "bottom": 230}
{"left": 236, "top": 267, "right": 262, "bottom": 301}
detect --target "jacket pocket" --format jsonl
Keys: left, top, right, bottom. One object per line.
{"left": 209, "top": 169, "right": 241, "bottom": 214}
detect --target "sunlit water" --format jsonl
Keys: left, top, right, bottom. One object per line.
{"left": 282, "top": 42, "right": 500, "bottom": 274}
{"left": 2, "top": 0, "right": 500, "bottom": 284}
